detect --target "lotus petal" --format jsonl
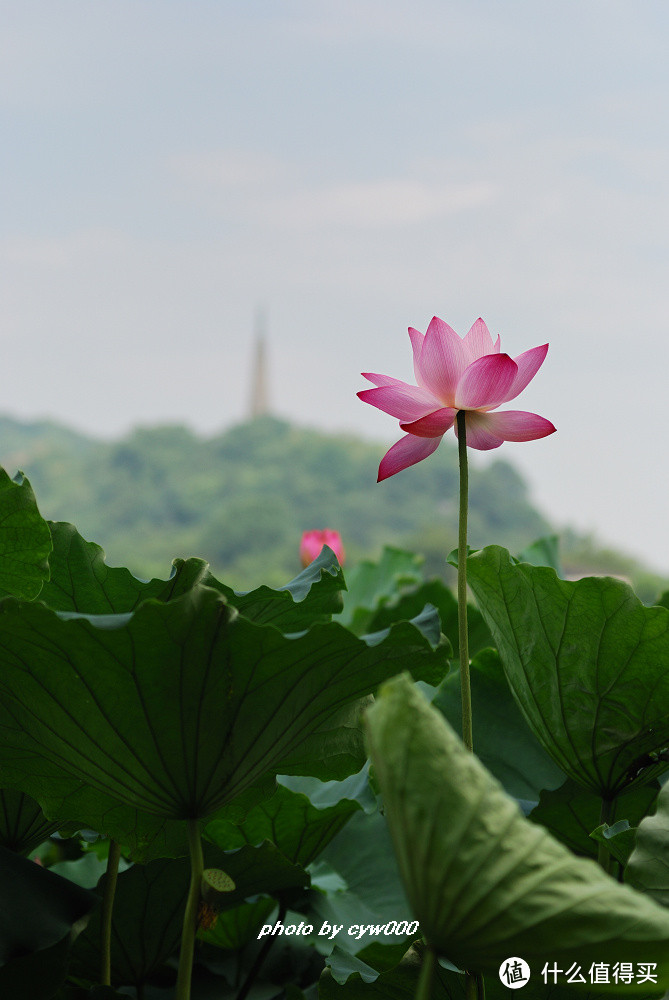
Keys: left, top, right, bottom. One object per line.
{"left": 378, "top": 434, "right": 442, "bottom": 482}
{"left": 455, "top": 412, "right": 504, "bottom": 451}
{"left": 462, "top": 318, "right": 495, "bottom": 362}
{"left": 400, "top": 407, "right": 457, "bottom": 438}
{"left": 417, "top": 317, "right": 469, "bottom": 404}
{"left": 357, "top": 382, "right": 437, "bottom": 421}
{"left": 502, "top": 344, "right": 549, "bottom": 403}
{"left": 408, "top": 327, "right": 426, "bottom": 387}
{"left": 455, "top": 354, "right": 517, "bottom": 410}
{"left": 478, "top": 410, "right": 556, "bottom": 442}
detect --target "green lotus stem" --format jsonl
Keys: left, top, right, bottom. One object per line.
{"left": 597, "top": 796, "right": 614, "bottom": 873}
{"left": 457, "top": 410, "right": 473, "bottom": 754}
{"left": 100, "top": 838, "right": 121, "bottom": 986}
{"left": 175, "top": 818, "right": 204, "bottom": 1000}
{"left": 457, "top": 412, "right": 483, "bottom": 1000}
{"left": 416, "top": 945, "right": 436, "bottom": 1000}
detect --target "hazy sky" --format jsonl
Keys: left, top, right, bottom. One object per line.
{"left": 3, "top": 1, "right": 669, "bottom": 570}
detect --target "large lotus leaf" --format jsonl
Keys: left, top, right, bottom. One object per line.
{"left": 41, "top": 522, "right": 345, "bottom": 629}
{"left": 0, "top": 468, "right": 51, "bottom": 599}
{"left": 530, "top": 779, "right": 659, "bottom": 860}
{"left": 434, "top": 648, "right": 564, "bottom": 800}
{"left": 204, "top": 781, "right": 361, "bottom": 867}
{"left": 214, "top": 544, "right": 346, "bottom": 628}
{"left": 70, "top": 840, "right": 307, "bottom": 990}
{"left": 0, "top": 585, "right": 448, "bottom": 830}
{"left": 365, "top": 674, "right": 669, "bottom": 986}
{"left": 0, "top": 787, "right": 59, "bottom": 854}
{"left": 627, "top": 782, "right": 669, "bottom": 907}
{"left": 39, "top": 521, "right": 210, "bottom": 613}
{"left": 466, "top": 545, "right": 669, "bottom": 796}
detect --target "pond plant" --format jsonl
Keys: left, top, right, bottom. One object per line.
{"left": 0, "top": 316, "right": 669, "bottom": 999}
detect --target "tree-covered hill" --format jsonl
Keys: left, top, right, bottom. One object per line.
{"left": 0, "top": 414, "right": 551, "bottom": 588}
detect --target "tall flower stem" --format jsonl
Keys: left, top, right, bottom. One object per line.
{"left": 100, "top": 839, "right": 121, "bottom": 986}
{"left": 457, "top": 410, "right": 473, "bottom": 753}
{"left": 457, "top": 411, "right": 484, "bottom": 1000}
{"left": 175, "top": 818, "right": 204, "bottom": 1000}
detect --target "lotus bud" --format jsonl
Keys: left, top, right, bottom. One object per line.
{"left": 300, "top": 529, "right": 345, "bottom": 567}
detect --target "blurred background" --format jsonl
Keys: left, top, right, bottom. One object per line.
{"left": 2, "top": 1, "right": 668, "bottom": 588}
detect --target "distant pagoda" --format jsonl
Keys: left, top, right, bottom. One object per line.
{"left": 248, "top": 309, "right": 270, "bottom": 419}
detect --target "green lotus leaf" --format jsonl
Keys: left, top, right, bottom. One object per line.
{"left": 213, "top": 543, "right": 346, "bottom": 628}
{"left": 466, "top": 545, "right": 669, "bottom": 796}
{"left": 0, "top": 469, "right": 51, "bottom": 600}
{"left": 41, "top": 522, "right": 345, "bottom": 630}
{"left": 39, "top": 521, "right": 210, "bottom": 613}
{"left": 365, "top": 674, "right": 669, "bottom": 986}
{"left": 0, "top": 585, "right": 448, "bottom": 832}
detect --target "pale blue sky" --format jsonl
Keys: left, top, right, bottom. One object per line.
{"left": 2, "top": 1, "right": 669, "bottom": 569}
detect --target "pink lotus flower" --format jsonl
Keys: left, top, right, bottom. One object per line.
{"left": 300, "top": 529, "right": 346, "bottom": 567}
{"left": 358, "top": 316, "right": 556, "bottom": 481}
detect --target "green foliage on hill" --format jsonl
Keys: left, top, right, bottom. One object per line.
{"left": 0, "top": 414, "right": 551, "bottom": 589}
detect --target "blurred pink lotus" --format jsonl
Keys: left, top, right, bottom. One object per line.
{"left": 358, "top": 316, "right": 556, "bottom": 481}
{"left": 300, "top": 529, "right": 346, "bottom": 567}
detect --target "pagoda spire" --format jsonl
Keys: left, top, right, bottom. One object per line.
{"left": 248, "top": 308, "right": 270, "bottom": 419}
